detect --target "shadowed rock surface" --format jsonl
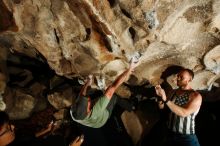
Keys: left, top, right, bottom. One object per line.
{"left": 0, "top": 0, "right": 220, "bottom": 146}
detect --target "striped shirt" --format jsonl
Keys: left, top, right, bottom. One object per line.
{"left": 168, "top": 90, "right": 199, "bottom": 134}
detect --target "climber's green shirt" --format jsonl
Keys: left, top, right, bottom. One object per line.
{"left": 70, "top": 95, "right": 110, "bottom": 128}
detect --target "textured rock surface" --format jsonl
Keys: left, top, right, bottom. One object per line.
{"left": 1, "top": 0, "right": 220, "bottom": 89}
{"left": 1, "top": 0, "right": 220, "bottom": 145}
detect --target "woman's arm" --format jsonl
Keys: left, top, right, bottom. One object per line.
{"left": 69, "top": 135, "right": 84, "bottom": 146}
{"left": 35, "top": 121, "right": 54, "bottom": 138}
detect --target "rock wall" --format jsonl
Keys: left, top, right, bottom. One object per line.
{"left": 1, "top": 0, "right": 220, "bottom": 88}
{"left": 1, "top": 0, "right": 220, "bottom": 145}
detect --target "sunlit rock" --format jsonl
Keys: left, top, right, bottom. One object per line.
{"left": 204, "top": 45, "right": 220, "bottom": 74}
{"left": 47, "top": 87, "right": 76, "bottom": 109}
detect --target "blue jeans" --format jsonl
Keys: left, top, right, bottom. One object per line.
{"left": 166, "top": 131, "right": 200, "bottom": 146}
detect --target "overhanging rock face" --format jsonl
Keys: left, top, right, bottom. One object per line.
{"left": 1, "top": 0, "right": 220, "bottom": 89}
{"left": 0, "top": 0, "right": 220, "bottom": 145}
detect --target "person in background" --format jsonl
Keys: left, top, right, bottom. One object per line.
{"left": 155, "top": 68, "right": 202, "bottom": 146}
{"left": 0, "top": 111, "right": 15, "bottom": 146}
{"left": 69, "top": 135, "right": 84, "bottom": 146}
{"left": 0, "top": 111, "right": 83, "bottom": 146}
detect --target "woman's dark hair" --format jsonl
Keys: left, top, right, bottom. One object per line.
{"left": 0, "top": 111, "right": 9, "bottom": 129}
